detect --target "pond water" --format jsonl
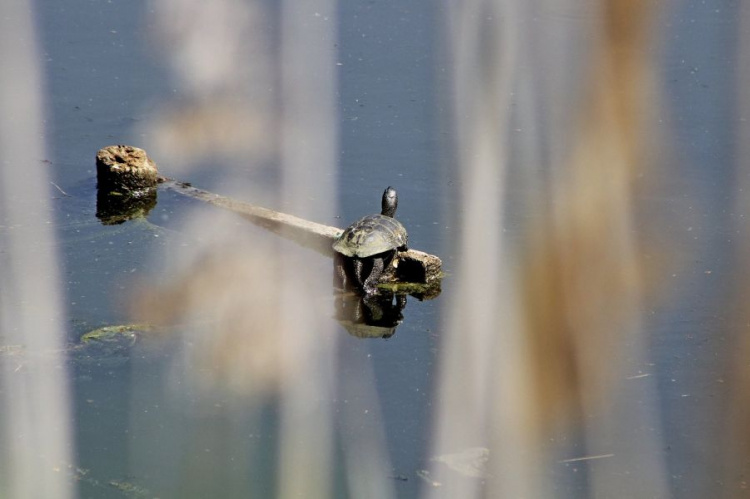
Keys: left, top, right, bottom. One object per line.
{"left": 2, "top": 0, "right": 743, "bottom": 497}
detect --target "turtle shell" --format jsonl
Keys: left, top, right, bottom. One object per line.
{"left": 333, "top": 214, "right": 408, "bottom": 258}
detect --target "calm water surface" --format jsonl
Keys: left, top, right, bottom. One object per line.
{"left": 28, "top": 0, "right": 742, "bottom": 497}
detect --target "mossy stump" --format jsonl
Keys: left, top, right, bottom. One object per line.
{"left": 96, "top": 145, "right": 159, "bottom": 193}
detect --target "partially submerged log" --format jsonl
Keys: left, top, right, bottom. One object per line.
{"left": 95, "top": 145, "right": 160, "bottom": 224}
{"left": 96, "top": 145, "right": 159, "bottom": 192}
{"left": 161, "top": 180, "right": 340, "bottom": 257}
{"left": 161, "top": 180, "right": 443, "bottom": 286}
{"left": 95, "top": 146, "right": 443, "bottom": 286}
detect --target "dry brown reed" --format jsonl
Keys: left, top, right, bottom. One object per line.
{"left": 724, "top": 3, "right": 750, "bottom": 497}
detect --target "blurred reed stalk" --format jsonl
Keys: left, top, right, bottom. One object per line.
{"left": 430, "top": 0, "right": 531, "bottom": 497}
{"left": 139, "top": 0, "right": 391, "bottom": 497}
{"left": 431, "top": 0, "right": 669, "bottom": 497}
{"left": 276, "top": 1, "right": 339, "bottom": 499}
{"left": 725, "top": 2, "right": 750, "bottom": 496}
{"left": 519, "top": 1, "right": 670, "bottom": 496}
{"left": 0, "top": 0, "right": 75, "bottom": 497}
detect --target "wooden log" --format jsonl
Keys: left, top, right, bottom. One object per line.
{"left": 162, "top": 180, "right": 444, "bottom": 285}
{"left": 95, "top": 145, "right": 443, "bottom": 285}
{"left": 161, "top": 180, "right": 340, "bottom": 257}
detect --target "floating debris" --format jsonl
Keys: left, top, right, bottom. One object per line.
{"left": 431, "top": 447, "right": 490, "bottom": 478}
{"left": 559, "top": 453, "right": 614, "bottom": 464}
{"left": 108, "top": 479, "right": 154, "bottom": 498}
{"left": 80, "top": 324, "right": 154, "bottom": 345}
{"left": 416, "top": 469, "right": 441, "bottom": 487}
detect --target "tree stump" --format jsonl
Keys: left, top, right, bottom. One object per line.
{"left": 96, "top": 145, "right": 159, "bottom": 193}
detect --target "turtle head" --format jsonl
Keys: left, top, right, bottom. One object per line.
{"left": 381, "top": 186, "right": 398, "bottom": 217}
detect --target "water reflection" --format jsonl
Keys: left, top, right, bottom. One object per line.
{"left": 335, "top": 291, "right": 407, "bottom": 339}
{"left": 95, "top": 176, "right": 435, "bottom": 342}
{"left": 95, "top": 174, "right": 441, "bottom": 345}
{"left": 95, "top": 188, "right": 157, "bottom": 225}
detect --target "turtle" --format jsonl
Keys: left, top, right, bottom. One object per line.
{"left": 333, "top": 186, "right": 408, "bottom": 293}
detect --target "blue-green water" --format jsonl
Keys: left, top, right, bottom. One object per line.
{"left": 19, "top": 0, "right": 746, "bottom": 497}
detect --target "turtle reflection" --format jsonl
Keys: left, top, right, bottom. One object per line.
{"left": 335, "top": 291, "right": 407, "bottom": 339}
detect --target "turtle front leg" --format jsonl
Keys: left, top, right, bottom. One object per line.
{"left": 333, "top": 253, "right": 347, "bottom": 290}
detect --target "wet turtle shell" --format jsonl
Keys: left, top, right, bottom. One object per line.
{"left": 333, "top": 214, "right": 408, "bottom": 258}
